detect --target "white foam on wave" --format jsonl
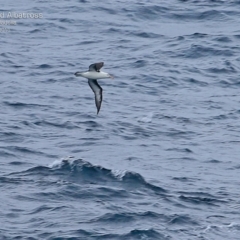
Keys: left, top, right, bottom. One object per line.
{"left": 48, "top": 156, "right": 75, "bottom": 168}
{"left": 137, "top": 111, "right": 154, "bottom": 123}
{"left": 111, "top": 169, "right": 128, "bottom": 180}
{"left": 203, "top": 222, "right": 240, "bottom": 233}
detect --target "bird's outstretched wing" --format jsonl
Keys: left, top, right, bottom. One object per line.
{"left": 88, "top": 79, "right": 103, "bottom": 114}
{"left": 88, "top": 62, "right": 104, "bottom": 72}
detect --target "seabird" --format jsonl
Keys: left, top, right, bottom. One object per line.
{"left": 74, "top": 62, "right": 113, "bottom": 114}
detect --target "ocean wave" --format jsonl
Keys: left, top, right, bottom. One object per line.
{"left": 7, "top": 157, "right": 167, "bottom": 198}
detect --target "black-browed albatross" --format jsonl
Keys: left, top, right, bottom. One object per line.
{"left": 74, "top": 62, "right": 113, "bottom": 114}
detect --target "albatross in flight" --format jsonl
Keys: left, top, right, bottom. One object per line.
{"left": 74, "top": 62, "right": 114, "bottom": 114}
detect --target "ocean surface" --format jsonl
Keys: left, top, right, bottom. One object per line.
{"left": 1, "top": 0, "right": 240, "bottom": 239}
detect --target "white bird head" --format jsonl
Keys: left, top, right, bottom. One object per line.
{"left": 74, "top": 72, "right": 85, "bottom": 77}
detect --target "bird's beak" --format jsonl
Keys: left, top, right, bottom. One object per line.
{"left": 74, "top": 72, "right": 80, "bottom": 76}
{"left": 109, "top": 74, "right": 114, "bottom": 79}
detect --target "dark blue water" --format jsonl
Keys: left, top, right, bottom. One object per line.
{"left": 1, "top": 1, "right": 240, "bottom": 239}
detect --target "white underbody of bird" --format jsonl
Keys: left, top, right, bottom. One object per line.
{"left": 74, "top": 62, "right": 114, "bottom": 114}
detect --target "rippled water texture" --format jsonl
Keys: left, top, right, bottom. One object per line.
{"left": 1, "top": 0, "right": 240, "bottom": 239}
